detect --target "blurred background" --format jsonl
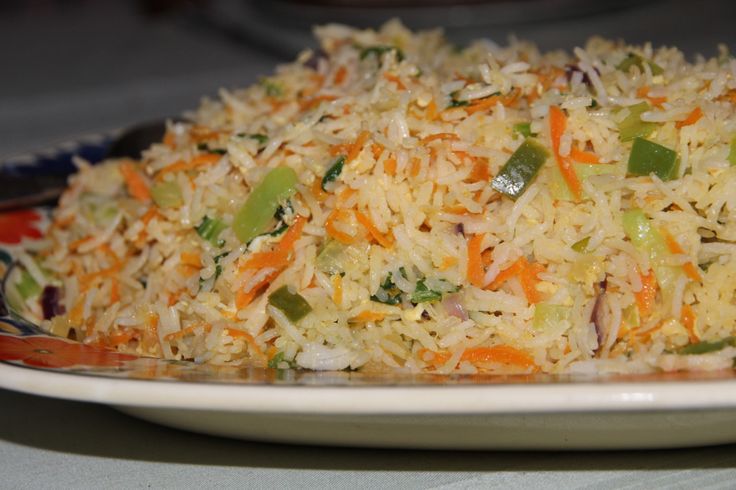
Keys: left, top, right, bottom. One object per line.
{"left": 1, "top": 0, "right": 735, "bottom": 157}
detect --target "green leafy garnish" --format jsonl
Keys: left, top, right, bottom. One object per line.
{"left": 513, "top": 122, "right": 534, "bottom": 138}
{"left": 321, "top": 155, "right": 346, "bottom": 191}
{"left": 261, "top": 79, "right": 284, "bottom": 97}
{"left": 196, "top": 143, "right": 226, "bottom": 155}
{"left": 679, "top": 337, "right": 736, "bottom": 355}
{"left": 617, "top": 53, "right": 664, "bottom": 75}
{"left": 268, "top": 285, "right": 313, "bottom": 322}
{"left": 370, "top": 273, "right": 402, "bottom": 305}
{"left": 195, "top": 216, "right": 228, "bottom": 247}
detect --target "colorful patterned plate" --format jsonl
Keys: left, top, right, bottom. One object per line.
{"left": 3, "top": 136, "right": 736, "bottom": 449}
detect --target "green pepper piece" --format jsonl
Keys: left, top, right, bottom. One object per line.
{"left": 622, "top": 208, "right": 682, "bottom": 306}
{"left": 627, "top": 137, "right": 679, "bottom": 181}
{"left": 195, "top": 216, "right": 228, "bottom": 246}
{"left": 491, "top": 138, "right": 550, "bottom": 199}
{"left": 268, "top": 285, "right": 313, "bottom": 322}
{"left": 261, "top": 79, "right": 283, "bottom": 97}
{"left": 151, "top": 181, "right": 183, "bottom": 208}
{"left": 533, "top": 303, "right": 571, "bottom": 331}
{"left": 16, "top": 270, "right": 41, "bottom": 300}
{"left": 233, "top": 167, "right": 298, "bottom": 243}
{"left": 370, "top": 272, "right": 402, "bottom": 305}
{"left": 513, "top": 122, "right": 533, "bottom": 138}
{"left": 728, "top": 137, "right": 736, "bottom": 166}
{"left": 321, "top": 155, "right": 345, "bottom": 191}
{"left": 679, "top": 337, "right": 736, "bottom": 355}
{"left": 410, "top": 279, "right": 442, "bottom": 303}
{"left": 267, "top": 351, "right": 296, "bottom": 369}
{"left": 549, "top": 162, "right": 618, "bottom": 201}
{"left": 571, "top": 236, "right": 591, "bottom": 253}
{"left": 359, "top": 45, "right": 405, "bottom": 62}
{"left": 249, "top": 134, "right": 268, "bottom": 145}
{"left": 618, "top": 102, "right": 658, "bottom": 142}
{"left": 315, "top": 240, "right": 346, "bottom": 275}
{"left": 617, "top": 53, "right": 664, "bottom": 75}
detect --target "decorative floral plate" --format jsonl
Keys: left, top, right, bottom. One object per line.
{"left": 3, "top": 137, "right": 736, "bottom": 449}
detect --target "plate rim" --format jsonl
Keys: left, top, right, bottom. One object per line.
{"left": 4, "top": 360, "right": 736, "bottom": 414}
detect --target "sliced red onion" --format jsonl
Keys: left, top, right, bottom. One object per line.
{"left": 442, "top": 293, "right": 468, "bottom": 321}
{"left": 41, "top": 285, "right": 65, "bottom": 320}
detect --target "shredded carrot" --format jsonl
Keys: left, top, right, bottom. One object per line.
{"left": 325, "top": 209, "right": 359, "bottom": 244}
{"left": 164, "top": 323, "right": 211, "bottom": 341}
{"left": 109, "top": 278, "right": 120, "bottom": 304}
{"left": 382, "top": 72, "right": 406, "bottom": 90}
{"left": 79, "top": 265, "right": 120, "bottom": 292}
{"left": 549, "top": 106, "right": 582, "bottom": 200}
{"left": 162, "top": 130, "right": 176, "bottom": 148}
{"left": 675, "top": 106, "right": 703, "bottom": 129}
{"left": 383, "top": 156, "right": 397, "bottom": 176}
{"left": 180, "top": 252, "right": 201, "bottom": 268}
{"left": 661, "top": 229, "right": 702, "bottom": 282}
{"left": 347, "top": 130, "right": 371, "bottom": 162}
{"left": 464, "top": 88, "right": 520, "bottom": 115}
{"left": 189, "top": 125, "right": 222, "bottom": 143}
{"left": 311, "top": 178, "right": 329, "bottom": 202}
{"left": 466, "top": 158, "right": 490, "bottom": 182}
{"left": 225, "top": 328, "right": 266, "bottom": 359}
{"left": 329, "top": 143, "right": 350, "bottom": 156}
{"left": 336, "top": 188, "right": 356, "bottom": 206}
{"left": 299, "top": 94, "right": 338, "bottom": 111}
{"left": 467, "top": 234, "right": 486, "bottom": 288}
{"left": 438, "top": 256, "right": 458, "bottom": 271}
{"left": 333, "top": 65, "right": 347, "bottom": 85}
{"left": 120, "top": 162, "right": 151, "bottom": 202}
{"left": 156, "top": 154, "right": 221, "bottom": 181}
{"left": 371, "top": 143, "right": 384, "bottom": 159}
{"left": 353, "top": 311, "right": 386, "bottom": 322}
{"left": 488, "top": 257, "right": 544, "bottom": 304}
{"left": 140, "top": 207, "right": 160, "bottom": 225}
{"left": 569, "top": 147, "right": 600, "bottom": 164}
{"left": 421, "top": 345, "right": 536, "bottom": 369}
{"left": 235, "top": 270, "right": 280, "bottom": 310}
{"left": 240, "top": 215, "right": 307, "bottom": 272}
{"left": 717, "top": 89, "right": 736, "bottom": 104}
{"left": 635, "top": 269, "right": 658, "bottom": 319}
{"left": 107, "top": 328, "right": 137, "bottom": 346}
{"left": 69, "top": 235, "right": 94, "bottom": 251}
{"left": 421, "top": 132, "right": 460, "bottom": 144}
{"left": 680, "top": 303, "right": 700, "bottom": 343}
{"left": 69, "top": 297, "right": 84, "bottom": 326}
{"left": 332, "top": 274, "right": 343, "bottom": 307}
{"left": 355, "top": 210, "right": 393, "bottom": 248}
{"left": 410, "top": 157, "right": 422, "bottom": 177}
{"left": 636, "top": 86, "right": 667, "bottom": 108}
{"left": 425, "top": 99, "right": 438, "bottom": 121}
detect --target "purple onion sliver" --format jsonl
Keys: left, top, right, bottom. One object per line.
{"left": 41, "top": 285, "right": 65, "bottom": 320}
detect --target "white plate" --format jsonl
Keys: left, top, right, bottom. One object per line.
{"left": 3, "top": 359, "right": 736, "bottom": 449}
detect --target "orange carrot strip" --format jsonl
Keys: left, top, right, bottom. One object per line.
{"left": 383, "top": 156, "right": 397, "bottom": 176}
{"left": 354, "top": 210, "right": 393, "bottom": 248}
{"left": 69, "top": 235, "right": 94, "bottom": 251}
{"left": 120, "top": 162, "right": 151, "bottom": 202}
{"left": 661, "top": 229, "right": 702, "bottom": 282}
{"left": 636, "top": 86, "right": 667, "bottom": 108}
{"left": 299, "top": 94, "right": 338, "bottom": 111}
{"left": 488, "top": 257, "right": 544, "bottom": 304}
{"left": 460, "top": 345, "right": 537, "bottom": 369}
{"left": 225, "top": 328, "right": 266, "bottom": 359}
{"left": 332, "top": 273, "right": 343, "bottom": 307}
{"left": 466, "top": 158, "right": 490, "bottom": 182}
{"left": 569, "top": 147, "right": 600, "bottom": 164}
{"left": 383, "top": 72, "right": 406, "bottom": 90}
{"left": 425, "top": 99, "right": 438, "bottom": 121}
{"left": 156, "top": 154, "right": 220, "bottom": 180}
{"left": 680, "top": 304, "right": 700, "bottom": 343}
{"left": 240, "top": 215, "right": 307, "bottom": 272}
{"left": 164, "top": 323, "right": 211, "bottom": 341}
{"left": 333, "top": 65, "right": 347, "bottom": 85}
{"left": 421, "top": 132, "right": 460, "bottom": 144}
{"left": 410, "top": 157, "right": 422, "bottom": 177}
{"left": 311, "top": 178, "right": 329, "bottom": 202}
{"left": 353, "top": 311, "right": 386, "bottom": 322}
{"left": 107, "top": 328, "right": 137, "bottom": 346}
{"left": 162, "top": 131, "right": 176, "bottom": 148}
{"left": 371, "top": 143, "right": 384, "bottom": 159}
{"left": 235, "top": 270, "right": 281, "bottom": 310}
{"left": 438, "top": 256, "right": 458, "bottom": 271}
{"left": 635, "top": 269, "right": 658, "bottom": 319}
{"left": 467, "top": 234, "right": 486, "bottom": 288}
{"left": 675, "top": 106, "right": 703, "bottom": 129}
{"left": 464, "top": 89, "right": 520, "bottom": 115}
{"left": 549, "top": 106, "right": 582, "bottom": 200}
{"left": 336, "top": 188, "right": 356, "bottom": 207}
{"left": 325, "top": 209, "right": 359, "bottom": 244}
{"left": 329, "top": 143, "right": 351, "bottom": 156}
{"left": 109, "top": 278, "right": 120, "bottom": 304}
{"left": 348, "top": 130, "right": 371, "bottom": 162}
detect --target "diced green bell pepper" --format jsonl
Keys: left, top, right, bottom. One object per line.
{"left": 16, "top": 270, "right": 41, "bottom": 300}
{"left": 627, "top": 137, "right": 679, "bottom": 181}
{"left": 268, "top": 285, "right": 313, "bottom": 322}
{"left": 491, "top": 138, "right": 550, "bottom": 199}
{"left": 617, "top": 102, "right": 658, "bottom": 142}
{"left": 233, "top": 166, "right": 298, "bottom": 243}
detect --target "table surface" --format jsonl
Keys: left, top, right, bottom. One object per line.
{"left": 2, "top": 1, "right": 736, "bottom": 488}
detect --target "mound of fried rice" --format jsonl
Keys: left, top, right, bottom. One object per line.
{"left": 16, "top": 21, "right": 736, "bottom": 374}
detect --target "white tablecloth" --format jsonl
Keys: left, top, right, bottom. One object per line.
{"left": 2, "top": 1, "right": 736, "bottom": 487}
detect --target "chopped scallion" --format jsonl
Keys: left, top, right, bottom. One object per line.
{"left": 268, "top": 285, "right": 313, "bottom": 322}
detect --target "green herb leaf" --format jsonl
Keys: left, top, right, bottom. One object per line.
{"left": 321, "top": 155, "right": 346, "bottom": 191}
{"left": 410, "top": 279, "right": 442, "bottom": 303}
{"left": 268, "top": 285, "right": 313, "bottom": 322}
{"left": 679, "top": 337, "right": 736, "bottom": 355}
{"left": 513, "top": 122, "right": 533, "bottom": 137}
{"left": 249, "top": 134, "right": 268, "bottom": 145}
{"left": 261, "top": 79, "right": 284, "bottom": 97}
{"left": 370, "top": 272, "right": 403, "bottom": 305}
{"left": 617, "top": 53, "right": 664, "bottom": 75}
{"left": 195, "top": 216, "right": 228, "bottom": 246}
{"left": 196, "top": 143, "right": 226, "bottom": 155}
